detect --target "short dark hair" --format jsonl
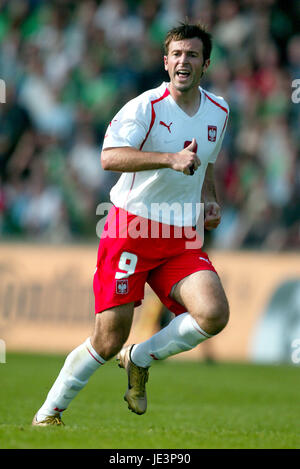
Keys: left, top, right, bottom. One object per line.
{"left": 164, "top": 21, "right": 212, "bottom": 63}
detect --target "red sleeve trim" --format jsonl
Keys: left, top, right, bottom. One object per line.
{"left": 125, "top": 87, "right": 170, "bottom": 207}
{"left": 203, "top": 91, "right": 228, "bottom": 115}
{"left": 203, "top": 91, "right": 229, "bottom": 137}
{"left": 139, "top": 87, "right": 170, "bottom": 150}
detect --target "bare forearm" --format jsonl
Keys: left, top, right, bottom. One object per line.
{"left": 101, "top": 147, "right": 172, "bottom": 172}
{"left": 201, "top": 163, "right": 218, "bottom": 203}
{"left": 202, "top": 164, "right": 221, "bottom": 230}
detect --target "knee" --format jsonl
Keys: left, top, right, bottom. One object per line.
{"left": 91, "top": 327, "right": 127, "bottom": 361}
{"left": 192, "top": 297, "right": 230, "bottom": 336}
{"left": 91, "top": 305, "right": 134, "bottom": 360}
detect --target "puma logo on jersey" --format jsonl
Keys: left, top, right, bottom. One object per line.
{"left": 159, "top": 121, "right": 173, "bottom": 133}
{"left": 199, "top": 257, "right": 211, "bottom": 264}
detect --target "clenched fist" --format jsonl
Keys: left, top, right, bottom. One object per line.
{"left": 170, "top": 138, "right": 201, "bottom": 176}
{"left": 204, "top": 201, "right": 221, "bottom": 230}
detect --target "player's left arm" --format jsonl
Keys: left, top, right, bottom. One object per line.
{"left": 201, "top": 163, "right": 221, "bottom": 231}
{"left": 202, "top": 101, "right": 229, "bottom": 231}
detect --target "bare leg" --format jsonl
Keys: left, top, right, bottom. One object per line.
{"left": 131, "top": 271, "right": 229, "bottom": 368}
{"left": 171, "top": 270, "right": 229, "bottom": 335}
{"left": 35, "top": 303, "right": 134, "bottom": 422}
{"left": 91, "top": 302, "right": 135, "bottom": 360}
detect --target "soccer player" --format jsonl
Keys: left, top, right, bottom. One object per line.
{"left": 32, "top": 22, "right": 230, "bottom": 425}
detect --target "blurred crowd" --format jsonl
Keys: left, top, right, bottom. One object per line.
{"left": 0, "top": 0, "right": 299, "bottom": 249}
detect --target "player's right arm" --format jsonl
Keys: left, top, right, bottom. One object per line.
{"left": 101, "top": 139, "right": 200, "bottom": 176}
{"left": 101, "top": 93, "right": 200, "bottom": 176}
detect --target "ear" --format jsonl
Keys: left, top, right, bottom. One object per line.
{"left": 203, "top": 58, "right": 210, "bottom": 73}
{"left": 164, "top": 55, "right": 168, "bottom": 71}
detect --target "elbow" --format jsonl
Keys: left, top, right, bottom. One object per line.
{"left": 101, "top": 150, "right": 111, "bottom": 171}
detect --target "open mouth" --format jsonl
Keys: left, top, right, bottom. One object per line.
{"left": 176, "top": 70, "right": 191, "bottom": 79}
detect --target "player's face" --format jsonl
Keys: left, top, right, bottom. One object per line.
{"left": 164, "top": 38, "right": 210, "bottom": 92}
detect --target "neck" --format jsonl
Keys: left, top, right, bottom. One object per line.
{"left": 168, "top": 83, "right": 201, "bottom": 117}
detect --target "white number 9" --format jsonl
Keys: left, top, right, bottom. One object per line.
{"left": 115, "top": 251, "right": 138, "bottom": 279}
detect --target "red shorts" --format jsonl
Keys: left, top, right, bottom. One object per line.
{"left": 93, "top": 207, "right": 217, "bottom": 316}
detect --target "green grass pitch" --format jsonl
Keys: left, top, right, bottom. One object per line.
{"left": 0, "top": 352, "right": 299, "bottom": 449}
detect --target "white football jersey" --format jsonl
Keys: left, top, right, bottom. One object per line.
{"left": 103, "top": 82, "right": 229, "bottom": 226}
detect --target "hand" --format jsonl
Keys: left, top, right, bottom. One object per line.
{"left": 170, "top": 139, "right": 201, "bottom": 176}
{"left": 204, "top": 201, "right": 221, "bottom": 230}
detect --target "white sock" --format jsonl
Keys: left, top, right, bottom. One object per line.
{"left": 131, "top": 312, "right": 212, "bottom": 368}
{"left": 36, "top": 338, "right": 105, "bottom": 421}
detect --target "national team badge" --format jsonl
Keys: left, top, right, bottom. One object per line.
{"left": 116, "top": 279, "right": 128, "bottom": 294}
{"left": 208, "top": 125, "right": 217, "bottom": 142}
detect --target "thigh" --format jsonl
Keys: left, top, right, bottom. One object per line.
{"left": 171, "top": 270, "right": 228, "bottom": 314}
{"left": 147, "top": 249, "right": 217, "bottom": 315}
